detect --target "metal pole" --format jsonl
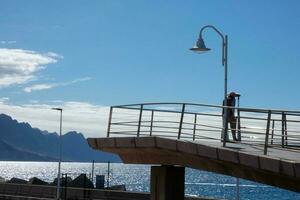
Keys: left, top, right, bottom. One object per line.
{"left": 64, "top": 173, "right": 68, "bottom": 200}
{"left": 58, "top": 109, "right": 62, "bottom": 200}
{"left": 193, "top": 113, "right": 197, "bottom": 141}
{"left": 284, "top": 114, "right": 288, "bottom": 146}
{"left": 91, "top": 160, "right": 95, "bottom": 184}
{"left": 178, "top": 104, "right": 186, "bottom": 139}
{"left": 195, "top": 25, "right": 229, "bottom": 146}
{"left": 222, "top": 35, "right": 228, "bottom": 147}
{"left": 150, "top": 110, "right": 154, "bottom": 136}
{"left": 137, "top": 104, "right": 144, "bottom": 137}
{"left": 237, "top": 96, "right": 241, "bottom": 141}
{"left": 52, "top": 108, "right": 63, "bottom": 200}
{"left": 107, "top": 161, "right": 110, "bottom": 188}
{"left": 264, "top": 110, "right": 271, "bottom": 155}
{"left": 224, "top": 35, "right": 228, "bottom": 106}
{"left": 281, "top": 112, "right": 285, "bottom": 148}
{"left": 271, "top": 120, "right": 275, "bottom": 145}
{"left": 107, "top": 107, "right": 113, "bottom": 137}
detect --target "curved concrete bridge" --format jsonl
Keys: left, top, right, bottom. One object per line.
{"left": 87, "top": 102, "right": 300, "bottom": 199}
{"left": 87, "top": 136, "right": 300, "bottom": 193}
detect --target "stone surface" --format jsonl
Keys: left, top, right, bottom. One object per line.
{"left": 135, "top": 137, "right": 156, "bottom": 148}
{"left": 115, "top": 137, "right": 136, "bottom": 148}
{"left": 97, "top": 137, "right": 116, "bottom": 148}
{"left": 259, "top": 156, "right": 280, "bottom": 173}
{"left": 239, "top": 152, "right": 259, "bottom": 169}
{"left": 217, "top": 148, "right": 239, "bottom": 164}
{"left": 281, "top": 160, "right": 295, "bottom": 177}
{"left": 177, "top": 141, "right": 197, "bottom": 155}
{"left": 87, "top": 138, "right": 97, "bottom": 149}
{"left": 294, "top": 163, "right": 300, "bottom": 178}
{"left": 156, "top": 137, "right": 177, "bottom": 151}
{"left": 197, "top": 144, "right": 218, "bottom": 159}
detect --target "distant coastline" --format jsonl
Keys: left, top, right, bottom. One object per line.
{"left": 0, "top": 113, "right": 120, "bottom": 162}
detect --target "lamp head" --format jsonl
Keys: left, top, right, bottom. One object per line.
{"left": 52, "top": 107, "right": 62, "bottom": 111}
{"left": 190, "top": 37, "right": 211, "bottom": 53}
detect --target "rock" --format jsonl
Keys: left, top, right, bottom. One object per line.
{"left": 7, "top": 177, "right": 27, "bottom": 184}
{"left": 0, "top": 176, "right": 5, "bottom": 183}
{"left": 68, "top": 174, "right": 94, "bottom": 188}
{"left": 28, "top": 177, "right": 48, "bottom": 185}
{"left": 52, "top": 176, "right": 72, "bottom": 186}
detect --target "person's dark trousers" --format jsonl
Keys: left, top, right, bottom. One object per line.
{"left": 229, "top": 116, "right": 238, "bottom": 141}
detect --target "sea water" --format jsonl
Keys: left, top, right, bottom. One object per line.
{"left": 0, "top": 161, "right": 299, "bottom": 200}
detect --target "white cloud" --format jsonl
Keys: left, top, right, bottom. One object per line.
{"left": 0, "top": 99, "right": 109, "bottom": 138}
{"left": 0, "top": 48, "right": 62, "bottom": 87}
{"left": 0, "top": 97, "right": 10, "bottom": 102}
{"left": 23, "top": 77, "right": 92, "bottom": 93}
{"left": 0, "top": 41, "right": 17, "bottom": 44}
{"left": 59, "top": 77, "right": 92, "bottom": 87}
{"left": 45, "top": 52, "right": 63, "bottom": 59}
{"left": 24, "top": 84, "right": 53, "bottom": 93}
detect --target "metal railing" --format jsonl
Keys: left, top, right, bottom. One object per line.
{"left": 106, "top": 102, "right": 300, "bottom": 155}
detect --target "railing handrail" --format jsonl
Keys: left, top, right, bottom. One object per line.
{"left": 112, "top": 102, "right": 300, "bottom": 115}
{"left": 107, "top": 102, "right": 300, "bottom": 156}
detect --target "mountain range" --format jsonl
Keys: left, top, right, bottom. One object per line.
{"left": 0, "top": 114, "right": 120, "bottom": 162}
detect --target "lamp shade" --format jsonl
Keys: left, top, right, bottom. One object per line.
{"left": 190, "top": 37, "right": 211, "bottom": 52}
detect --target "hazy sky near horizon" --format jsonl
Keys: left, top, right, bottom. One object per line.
{"left": 1, "top": 0, "right": 300, "bottom": 137}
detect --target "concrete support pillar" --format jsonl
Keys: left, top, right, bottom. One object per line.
{"left": 150, "top": 165, "right": 185, "bottom": 200}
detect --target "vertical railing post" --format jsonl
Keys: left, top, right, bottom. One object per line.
{"left": 178, "top": 104, "right": 186, "bottom": 140}
{"left": 284, "top": 113, "right": 288, "bottom": 146}
{"left": 150, "top": 110, "right": 154, "bottom": 136}
{"left": 107, "top": 107, "right": 113, "bottom": 137}
{"left": 237, "top": 108, "right": 241, "bottom": 141}
{"left": 281, "top": 112, "right": 285, "bottom": 148}
{"left": 271, "top": 120, "right": 275, "bottom": 145}
{"left": 137, "top": 104, "right": 144, "bottom": 137}
{"left": 264, "top": 110, "right": 272, "bottom": 155}
{"left": 64, "top": 173, "right": 68, "bottom": 200}
{"left": 193, "top": 113, "right": 197, "bottom": 141}
{"left": 107, "top": 161, "right": 110, "bottom": 188}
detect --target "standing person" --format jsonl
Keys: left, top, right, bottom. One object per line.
{"left": 223, "top": 92, "right": 240, "bottom": 141}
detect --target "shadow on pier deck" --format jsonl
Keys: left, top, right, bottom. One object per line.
{"left": 88, "top": 102, "right": 300, "bottom": 196}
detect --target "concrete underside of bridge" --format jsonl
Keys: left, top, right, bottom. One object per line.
{"left": 87, "top": 136, "right": 300, "bottom": 194}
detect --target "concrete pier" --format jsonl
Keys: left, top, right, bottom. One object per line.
{"left": 87, "top": 136, "right": 300, "bottom": 193}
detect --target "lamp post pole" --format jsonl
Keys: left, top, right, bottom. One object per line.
{"left": 190, "top": 25, "right": 229, "bottom": 146}
{"left": 52, "top": 107, "right": 63, "bottom": 200}
{"left": 223, "top": 34, "right": 229, "bottom": 146}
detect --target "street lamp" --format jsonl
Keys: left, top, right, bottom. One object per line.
{"left": 190, "top": 25, "right": 229, "bottom": 146}
{"left": 52, "top": 107, "right": 63, "bottom": 200}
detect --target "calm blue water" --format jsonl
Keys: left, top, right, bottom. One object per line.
{"left": 0, "top": 161, "right": 299, "bottom": 200}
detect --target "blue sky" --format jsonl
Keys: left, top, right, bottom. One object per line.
{"left": 0, "top": 0, "right": 300, "bottom": 136}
